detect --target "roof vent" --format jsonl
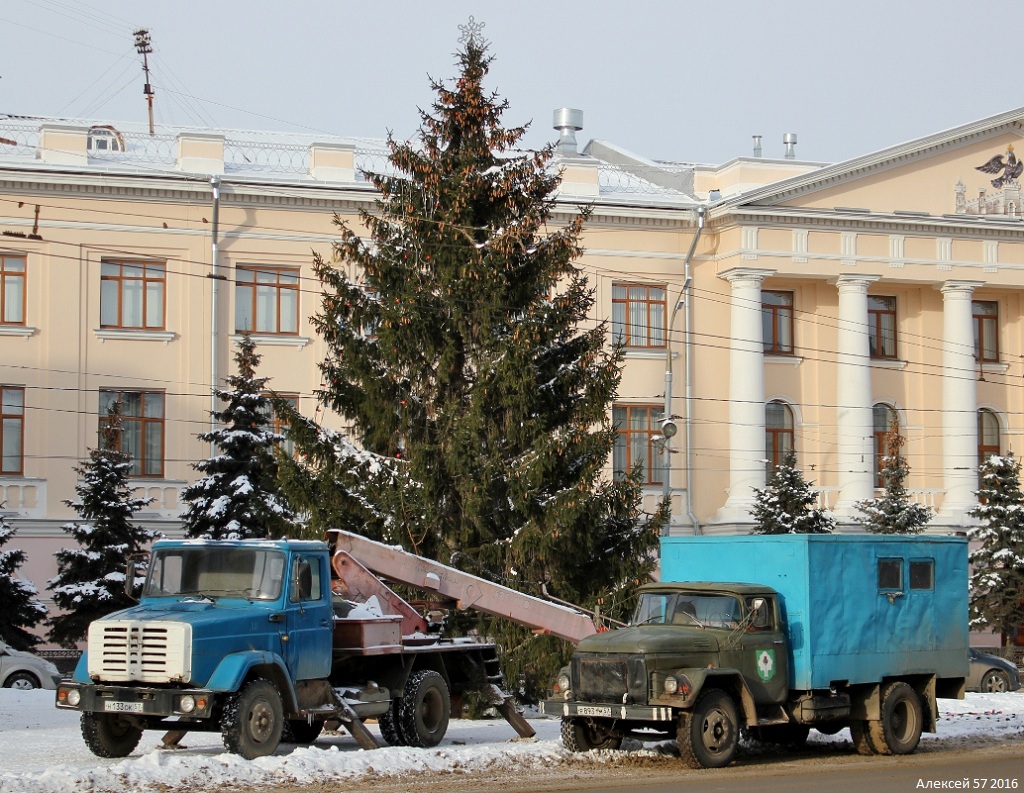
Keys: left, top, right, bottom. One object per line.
{"left": 752, "top": 135, "right": 763, "bottom": 158}
{"left": 783, "top": 132, "right": 798, "bottom": 160}
{"left": 553, "top": 108, "right": 584, "bottom": 156}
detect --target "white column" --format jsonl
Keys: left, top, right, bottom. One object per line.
{"left": 716, "top": 267, "right": 774, "bottom": 523}
{"left": 833, "top": 275, "right": 880, "bottom": 515}
{"left": 938, "top": 281, "right": 983, "bottom": 523}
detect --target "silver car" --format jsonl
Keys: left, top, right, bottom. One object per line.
{"left": 967, "top": 648, "right": 1022, "bottom": 693}
{"left": 0, "top": 640, "right": 62, "bottom": 690}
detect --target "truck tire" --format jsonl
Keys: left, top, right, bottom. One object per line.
{"left": 561, "top": 717, "right": 623, "bottom": 752}
{"left": 378, "top": 698, "right": 407, "bottom": 746}
{"left": 677, "top": 688, "right": 739, "bottom": 769}
{"left": 849, "top": 720, "right": 874, "bottom": 755}
{"left": 81, "top": 712, "right": 143, "bottom": 758}
{"left": 867, "top": 681, "right": 922, "bottom": 755}
{"left": 283, "top": 718, "right": 323, "bottom": 745}
{"left": 398, "top": 670, "right": 450, "bottom": 748}
{"left": 221, "top": 679, "right": 284, "bottom": 759}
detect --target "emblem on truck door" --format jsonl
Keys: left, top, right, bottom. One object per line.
{"left": 756, "top": 649, "right": 776, "bottom": 681}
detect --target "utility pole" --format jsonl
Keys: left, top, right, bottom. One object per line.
{"left": 133, "top": 29, "right": 155, "bottom": 135}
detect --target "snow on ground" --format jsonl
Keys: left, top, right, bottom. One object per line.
{"left": 0, "top": 690, "right": 1021, "bottom": 793}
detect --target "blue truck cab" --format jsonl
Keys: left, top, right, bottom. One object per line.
{"left": 544, "top": 534, "right": 969, "bottom": 769}
{"left": 57, "top": 538, "right": 339, "bottom": 759}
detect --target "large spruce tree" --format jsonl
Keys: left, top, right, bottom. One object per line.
{"left": 0, "top": 511, "right": 48, "bottom": 649}
{"left": 290, "top": 31, "right": 664, "bottom": 694}
{"left": 47, "top": 403, "right": 155, "bottom": 647}
{"left": 181, "top": 334, "right": 296, "bottom": 540}
{"left": 968, "top": 452, "right": 1024, "bottom": 644}
{"left": 751, "top": 450, "right": 835, "bottom": 534}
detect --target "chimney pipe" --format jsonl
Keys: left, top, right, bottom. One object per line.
{"left": 553, "top": 108, "right": 584, "bottom": 156}
{"left": 752, "top": 135, "right": 763, "bottom": 158}
{"left": 783, "top": 132, "right": 798, "bottom": 159}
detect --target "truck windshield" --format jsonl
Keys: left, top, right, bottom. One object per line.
{"left": 633, "top": 592, "right": 743, "bottom": 629}
{"left": 144, "top": 547, "right": 286, "bottom": 601}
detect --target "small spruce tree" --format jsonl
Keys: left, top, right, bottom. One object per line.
{"left": 854, "top": 416, "right": 931, "bottom": 534}
{"left": 0, "top": 509, "right": 48, "bottom": 649}
{"left": 181, "top": 334, "right": 296, "bottom": 540}
{"left": 750, "top": 450, "right": 835, "bottom": 534}
{"left": 47, "top": 402, "right": 155, "bottom": 648}
{"left": 968, "top": 452, "right": 1024, "bottom": 644}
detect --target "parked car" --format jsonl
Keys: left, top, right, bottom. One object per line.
{"left": 967, "top": 648, "right": 1022, "bottom": 693}
{"left": 0, "top": 640, "right": 61, "bottom": 690}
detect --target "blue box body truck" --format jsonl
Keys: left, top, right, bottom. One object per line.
{"left": 543, "top": 534, "right": 968, "bottom": 768}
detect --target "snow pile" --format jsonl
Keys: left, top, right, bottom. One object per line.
{"left": 0, "top": 690, "right": 1021, "bottom": 792}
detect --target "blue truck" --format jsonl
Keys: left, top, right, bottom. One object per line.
{"left": 542, "top": 534, "right": 969, "bottom": 768}
{"left": 55, "top": 532, "right": 548, "bottom": 759}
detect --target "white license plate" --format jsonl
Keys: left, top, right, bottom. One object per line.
{"left": 576, "top": 706, "right": 612, "bottom": 717}
{"left": 104, "top": 701, "right": 144, "bottom": 713}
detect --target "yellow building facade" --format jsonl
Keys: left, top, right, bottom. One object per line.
{"left": 0, "top": 109, "right": 1021, "bottom": 615}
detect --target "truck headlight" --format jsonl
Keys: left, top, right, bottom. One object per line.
{"left": 557, "top": 673, "right": 571, "bottom": 693}
{"left": 67, "top": 688, "right": 81, "bottom": 707}
{"left": 663, "top": 674, "right": 691, "bottom": 698}
{"left": 178, "top": 695, "right": 196, "bottom": 713}
{"left": 664, "top": 677, "right": 679, "bottom": 694}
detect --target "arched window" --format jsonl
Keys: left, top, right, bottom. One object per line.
{"left": 765, "top": 401, "right": 794, "bottom": 474}
{"left": 978, "top": 409, "right": 1001, "bottom": 468}
{"left": 873, "top": 403, "right": 898, "bottom": 488}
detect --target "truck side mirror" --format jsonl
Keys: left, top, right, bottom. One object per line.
{"left": 124, "top": 552, "right": 150, "bottom": 602}
{"left": 750, "top": 598, "right": 770, "bottom": 629}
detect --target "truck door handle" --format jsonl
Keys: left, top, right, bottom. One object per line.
{"left": 773, "top": 640, "right": 785, "bottom": 645}
{"left": 269, "top": 613, "right": 285, "bottom": 623}
{"left": 320, "top": 620, "right": 331, "bottom": 627}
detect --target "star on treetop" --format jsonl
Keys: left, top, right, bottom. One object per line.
{"left": 458, "top": 16, "right": 488, "bottom": 47}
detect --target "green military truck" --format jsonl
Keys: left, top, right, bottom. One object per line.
{"left": 542, "top": 535, "right": 969, "bottom": 768}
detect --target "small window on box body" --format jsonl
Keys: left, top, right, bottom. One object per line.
{"left": 878, "top": 558, "right": 902, "bottom": 590}
{"left": 909, "top": 560, "right": 934, "bottom": 590}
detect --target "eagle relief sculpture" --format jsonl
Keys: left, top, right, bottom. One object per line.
{"left": 976, "top": 145, "right": 1023, "bottom": 188}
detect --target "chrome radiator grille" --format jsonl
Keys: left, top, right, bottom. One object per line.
{"left": 87, "top": 620, "right": 192, "bottom": 683}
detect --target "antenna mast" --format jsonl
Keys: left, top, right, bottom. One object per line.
{"left": 133, "top": 28, "right": 155, "bottom": 135}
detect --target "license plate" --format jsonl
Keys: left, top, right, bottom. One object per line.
{"left": 576, "top": 706, "right": 612, "bottom": 717}
{"left": 104, "top": 701, "right": 144, "bottom": 713}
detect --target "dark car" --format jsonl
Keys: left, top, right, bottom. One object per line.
{"left": 0, "top": 640, "right": 62, "bottom": 690}
{"left": 967, "top": 648, "right": 1022, "bottom": 693}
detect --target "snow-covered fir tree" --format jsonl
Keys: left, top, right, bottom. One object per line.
{"left": 853, "top": 416, "right": 931, "bottom": 534}
{"left": 750, "top": 450, "right": 835, "bottom": 534}
{"left": 968, "top": 452, "right": 1024, "bottom": 643}
{"left": 47, "top": 403, "right": 155, "bottom": 648}
{"left": 181, "top": 334, "right": 296, "bottom": 540}
{"left": 286, "top": 29, "right": 665, "bottom": 696}
{"left": 0, "top": 509, "right": 48, "bottom": 649}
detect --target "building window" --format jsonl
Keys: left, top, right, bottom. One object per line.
{"left": 0, "top": 255, "right": 26, "bottom": 325}
{"left": 762, "top": 290, "right": 794, "bottom": 354}
{"left": 100, "top": 260, "right": 165, "bottom": 329}
{"left": 1, "top": 386, "right": 24, "bottom": 475}
{"left": 978, "top": 408, "right": 1000, "bottom": 468}
{"left": 873, "top": 403, "right": 898, "bottom": 487}
{"left": 261, "top": 394, "right": 297, "bottom": 458}
{"left": 868, "top": 296, "right": 897, "bottom": 359}
{"left": 611, "top": 283, "right": 666, "bottom": 348}
{"left": 612, "top": 405, "right": 665, "bottom": 485}
{"left": 235, "top": 266, "right": 299, "bottom": 334}
{"left": 765, "top": 400, "right": 794, "bottom": 473}
{"left": 99, "top": 389, "right": 165, "bottom": 477}
{"left": 973, "top": 301, "right": 999, "bottom": 363}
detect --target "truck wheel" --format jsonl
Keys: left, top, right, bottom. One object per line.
{"left": 868, "top": 682, "right": 922, "bottom": 755}
{"left": 378, "top": 698, "right": 407, "bottom": 746}
{"left": 81, "top": 712, "right": 143, "bottom": 758}
{"left": 849, "top": 720, "right": 874, "bottom": 755}
{"left": 399, "top": 670, "right": 450, "bottom": 748}
{"left": 561, "top": 717, "right": 622, "bottom": 752}
{"left": 283, "top": 718, "right": 323, "bottom": 745}
{"left": 678, "top": 689, "right": 739, "bottom": 769}
{"left": 221, "top": 679, "right": 284, "bottom": 759}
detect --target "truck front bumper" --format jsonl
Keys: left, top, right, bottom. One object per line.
{"left": 56, "top": 682, "right": 215, "bottom": 720}
{"left": 541, "top": 699, "right": 676, "bottom": 722}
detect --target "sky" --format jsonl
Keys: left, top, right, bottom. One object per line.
{"left": 1, "top": 688, "right": 1022, "bottom": 792}
{"left": 2, "top": 0, "right": 1019, "bottom": 167}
